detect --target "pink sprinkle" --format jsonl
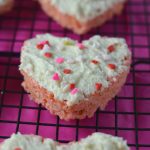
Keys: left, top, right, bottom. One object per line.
{"left": 52, "top": 73, "right": 60, "bottom": 81}
{"left": 71, "top": 88, "right": 79, "bottom": 95}
{"left": 55, "top": 57, "right": 64, "bottom": 64}
{"left": 76, "top": 43, "right": 85, "bottom": 50}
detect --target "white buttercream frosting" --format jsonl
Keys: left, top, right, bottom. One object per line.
{"left": 1, "top": 133, "right": 56, "bottom": 150}
{"left": 19, "top": 34, "right": 131, "bottom": 106}
{"left": 1, "top": 132, "right": 129, "bottom": 150}
{"left": 51, "top": 0, "right": 126, "bottom": 22}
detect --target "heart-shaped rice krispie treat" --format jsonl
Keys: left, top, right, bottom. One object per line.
{"left": 0, "top": 132, "right": 129, "bottom": 150}
{"left": 19, "top": 34, "right": 131, "bottom": 120}
{"left": 38, "top": 0, "right": 127, "bottom": 34}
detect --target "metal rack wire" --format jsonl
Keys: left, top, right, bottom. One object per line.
{"left": 0, "top": 0, "right": 150, "bottom": 150}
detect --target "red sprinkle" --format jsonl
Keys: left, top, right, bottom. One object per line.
{"left": 108, "top": 64, "right": 116, "bottom": 70}
{"left": 37, "top": 43, "right": 44, "bottom": 50}
{"left": 44, "top": 52, "right": 52, "bottom": 58}
{"left": 63, "top": 69, "right": 72, "bottom": 74}
{"left": 95, "top": 83, "right": 102, "bottom": 91}
{"left": 91, "top": 60, "right": 99, "bottom": 64}
{"left": 15, "top": 148, "right": 22, "bottom": 150}
{"left": 108, "top": 44, "right": 115, "bottom": 53}
{"left": 36, "top": 40, "right": 50, "bottom": 50}
{"left": 43, "top": 40, "right": 50, "bottom": 45}
{"left": 69, "top": 83, "right": 75, "bottom": 90}
{"left": 40, "top": 40, "right": 50, "bottom": 46}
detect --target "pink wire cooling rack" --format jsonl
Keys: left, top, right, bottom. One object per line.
{"left": 0, "top": 0, "right": 150, "bottom": 150}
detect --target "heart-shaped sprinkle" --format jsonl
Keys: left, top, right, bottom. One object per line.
{"left": 55, "top": 57, "right": 64, "bottom": 64}
{"left": 71, "top": 88, "right": 79, "bottom": 95}
{"left": 69, "top": 83, "right": 75, "bottom": 90}
{"left": 63, "top": 69, "right": 72, "bottom": 74}
{"left": 37, "top": 44, "right": 44, "bottom": 50}
{"left": 64, "top": 40, "right": 74, "bottom": 46}
{"left": 76, "top": 43, "right": 86, "bottom": 50}
{"left": 107, "top": 44, "right": 115, "bottom": 53}
{"left": 52, "top": 73, "right": 60, "bottom": 81}
{"left": 91, "top": 60, "right": 99, "bottom": 64}
{"left": 108, "top": 64, "right": 116, "bottom": 70}
{"left": 44, "top": 52, "right": 53, "bottom": 58}
{"left": 37, "top": 40, "right": 50, "bottom": 50}
{"left": 95, "top": 83, "right": 102, "bottom": 91}
{"left": 14, "top": 148, "right": 22, "bottom": 150}
{"left": 40, "top": 40, "right": 50, "bottom": 46}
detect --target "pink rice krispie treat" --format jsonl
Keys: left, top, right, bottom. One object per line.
{"left": 0, "top": 0, "right": 14, "bottom": 15}
{"left": 0, "top": 132, "right": 129, "bottom": 150}
{"left": 19, "top": 34, "right": 131, "bottom": 120}
{"left": 38, "top": 0, "right": 127, "bottom": 34}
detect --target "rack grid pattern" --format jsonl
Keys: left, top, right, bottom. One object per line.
{"left": 0, "top": 0, "right": 150, "bottom": 150}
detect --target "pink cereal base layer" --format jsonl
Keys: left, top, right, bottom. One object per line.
{"left": 38, "top": 0, "right": 126, "bottom": 34}
{"left": 0, "top": 0, "right": 14, "bottom": 15}
{"left": 20, "top": 59, "right": 130, "bottom": 121}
